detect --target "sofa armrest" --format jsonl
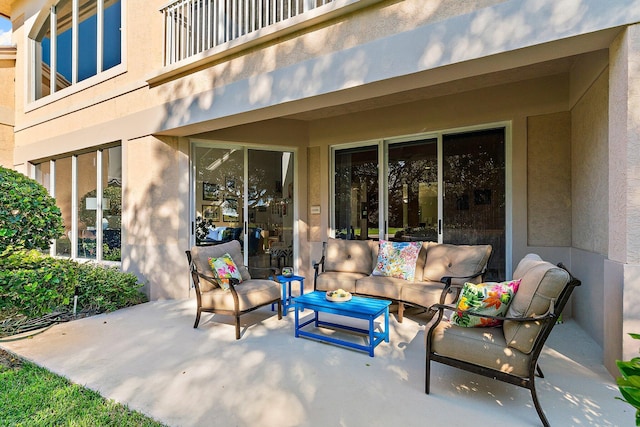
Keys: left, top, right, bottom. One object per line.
{"left": 313, "top": 255, "right": 325, "bottom": 290}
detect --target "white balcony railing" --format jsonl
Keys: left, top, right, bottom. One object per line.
{"left": 161, "top": 0, "right": 334, "bottom": 66}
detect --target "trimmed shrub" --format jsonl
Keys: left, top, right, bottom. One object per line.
{"left": 0, "top": 167, "right": 64, "bottom": 251}
{"left": 0, "top": 248, "right": 78, "bottom": 318}
{"left": 75, "top": 263, "right": 147, "bottom": 313}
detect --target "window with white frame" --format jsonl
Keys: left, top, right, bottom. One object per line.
{"left": 34, "top": 145, "right": 122, "bottom": 262}
{"left": 31, "top": 0, "right": 122, "bottom": 100}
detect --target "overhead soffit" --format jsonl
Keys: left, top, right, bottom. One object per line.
{"left": 0, "top": 0, "right": 10, "bottom": 19}
{"left": 282, "top": 51, "right": 599, "bottom": 122}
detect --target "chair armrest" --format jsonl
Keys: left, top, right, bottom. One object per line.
{"left": 440, "top": 268, "right": 486, "bottom": 286}
{"left": 247, "top": 265, "right": 278, "bottom": 279}
{"left": 194, "top": 271, "right": 241, "bottom": 291}
{"left": 453, "top": 298, "right": 558, "bottom": 323}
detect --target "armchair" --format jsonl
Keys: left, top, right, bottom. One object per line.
{"left": 425, "top": 254, "right": 581, "bottom": 427}
{"left": 186, "top": 240, "right": 282, "bottom": 339}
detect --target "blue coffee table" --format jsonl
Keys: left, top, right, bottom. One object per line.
{"left": 293, "top": 291, "right": 391, "bottom": 357}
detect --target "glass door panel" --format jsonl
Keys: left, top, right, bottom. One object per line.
{"left": 442, "top": 128, "right": 505, "bottom": 280}
{"left": 194, "top": 146, "right": 244, "bottom": 251}
{"left": 387, "top": 138, "right": 438, "bottom": 241}
{"left": 77, "top": 152, "right": 98, "bottom": 259}
{"left": 334, "top": 146, "right": 379, "bottom": 240}
{"left": 248, "top": 150, "right": 294, "bottom": 271}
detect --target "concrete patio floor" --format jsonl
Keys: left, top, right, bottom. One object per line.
{"left": 0, "top": 299, "right": 633, "bottom": 427}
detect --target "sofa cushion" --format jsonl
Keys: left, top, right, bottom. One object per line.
{"left": 430, "top": 321, "right": 532, "bottom": 378}
{"left": 324, "top": 238, "right": 374, "bottom": 275}
{"left": 190, "top": 241, "right": 251, "bottom": 282}
{"left": 372, "top": 240, "right": 422, "bottom": 281}
{"left": 503, "top": 254, "right": 570, "bottom": 354}
{"left": 401, "top": 281, "right": 453, "bottom": 309}
{"left": 422, "top": 244, "right": 492, "bottom": 284}
{"left": 355, "top": 275, "right": 404, "bottom": 300}
{"left": 450, "top": 279, "right": 520, "bottom": 328}
{"left": 314, "top": 271, "right": 365, "bottom": 293}
{"left": 413, "top": 242, "right": 434, "bottom": 286}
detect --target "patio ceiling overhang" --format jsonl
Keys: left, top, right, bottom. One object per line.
{"left": 158, "top": 26, "right": 621, "bottom": 138}
{"left": 0, "top": 0, "right": 11, "bottom": 19}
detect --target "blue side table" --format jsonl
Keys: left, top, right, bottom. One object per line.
{"left": 274, "top": 274, "right": 305, "bottom": 316}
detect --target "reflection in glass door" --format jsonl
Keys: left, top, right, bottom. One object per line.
{"left": 386, "top": 138, "right": 438, "bottom": 242}
{"left": 442, "top": 128, "right": 505, "bottom": 280}
{"left": 193, "top": 145, "right": 294, "bottom": 271}
{"left": 334, "top": 146, "right": 379, "bottom": 240}
{"left": 248, "top": 150, "right": 294, "bottom": 270}
{"left": 194, "top": 145, "right": 244, "bottom": 250}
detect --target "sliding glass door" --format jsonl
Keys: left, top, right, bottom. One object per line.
{"left": 442, "top": 129, "right": 505, "bottom": 280}
{"left": 332, "top": 126, "right": 506, "bottom": 280}
{"left": 193, "top": 144, "right": 294, "bottom": 270}
{"left": 386, "top": 138, "right": 438, "bottom": 241}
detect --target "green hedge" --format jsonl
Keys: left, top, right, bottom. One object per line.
{"left": 75, "top": 263, "right": 147, "bottom": 313}
{"left": 0, "top": 248, "right": 147, "bottom": 320}
{"left": 0, "top": 249, "right": 77, "bottom": 318}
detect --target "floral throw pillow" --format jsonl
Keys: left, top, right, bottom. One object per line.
{"left": 371, "top": 240, "right": 422, "bottom": 281}
{"left": 450, "top": 279, "right": 521, "bottom": 327}
{"left": 208, "top": 253, "right": 243, "bottom": 291}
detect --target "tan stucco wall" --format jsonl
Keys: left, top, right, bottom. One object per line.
{"left": 124, "top": 135, "right": 190, "bottom": 300}
{"left": 606, "top": 24, "right": 640, "bottom": 375}
{"left": 0, "top": 55, "right": 14, "bottom": 167}
{"left": 572, "top": 70, "right": 609, "bottom": 255}
{"left": 527, "top": 112, "right": 572, "bottom": 247}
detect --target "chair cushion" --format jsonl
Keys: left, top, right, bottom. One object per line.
{"left": 324, "top": 238, "right": 374, "bottom": 274}
{"left": 208, "top": 253, "right": 243, "bottom": 290}
{"left": 200, "top": 279, "right": 281, "bottom": 312}
{"left": 422, "top": 244, "right": 492, "bottom": 284}
{"left": 190, "top": 241, "right": 251, "bottom": 281}
{"left": 503, "top": 254, "right": 570, "bottom": 354}
{"left": 450, "top": 279, "right": 520, "bottom": 328}
{"left": 315, "top": 271, "right": 364, "bottom": 293}
{"left": 372, "top": 240, "right": 422, "bottom": 281}
{"left": 430, "top": 321, "right": 532, "bottom": 378}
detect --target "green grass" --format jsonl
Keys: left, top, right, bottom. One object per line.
{"left": 0, "top": 352, "right": 166, "bottom": 427}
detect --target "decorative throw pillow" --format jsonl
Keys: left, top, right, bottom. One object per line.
{"left": 371, "top": 240, "right": 422, "bottom": 281}
{"left": 208, "top": 253, "right": 243, "bottom": 291}
{"left": 450, "top": 279, "right": 521, "bottom": 327}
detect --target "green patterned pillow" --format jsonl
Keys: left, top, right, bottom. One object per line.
{"left": 208, "top": 253, "right": 243, "bottom": 291}
{"left": 450, "top": 279, "right": 521, "bottom": 327}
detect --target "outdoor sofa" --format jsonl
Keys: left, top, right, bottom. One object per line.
{"left": 313, "top": 238, "right": 492, "bottom": 322}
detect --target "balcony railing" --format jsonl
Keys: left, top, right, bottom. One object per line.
{"left": 161, "top": 0, "right": 335, "bottom": 66}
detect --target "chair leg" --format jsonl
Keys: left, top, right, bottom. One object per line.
{"left": 277, "top": 300, "right": 282, "bottom": 320}
{"left": 193, "top": 309, "right": 202, "bottom": 328}
{"left": 397, "top": 302, "right": 404, "bottom": 323}
{"left": 235, "top": 316, "right": 241, "bottom": 340}
{"left": 531, "top": 383, "right": 550, "bottom": 427}
{"left": 536, "top": 364, "right": 545, "bottom": 378}
{"left": 425, "top": 356, "right": 431, "bottom": 394}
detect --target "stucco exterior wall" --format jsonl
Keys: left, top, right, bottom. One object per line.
{"left": 124, "top": 135, "right": 190, "bottom": 300}
{"left": 572, "top": 70, "right": 609, "bottom": 255}
{"left": 0, "top": 54, "right": 14, "bottom": 168}
{"left": 526, "top": 112, "right": 572, "bottom": 247}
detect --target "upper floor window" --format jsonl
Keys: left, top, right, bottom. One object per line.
{"left": 32, "top": 0, "right": 122, "bottom": 100}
